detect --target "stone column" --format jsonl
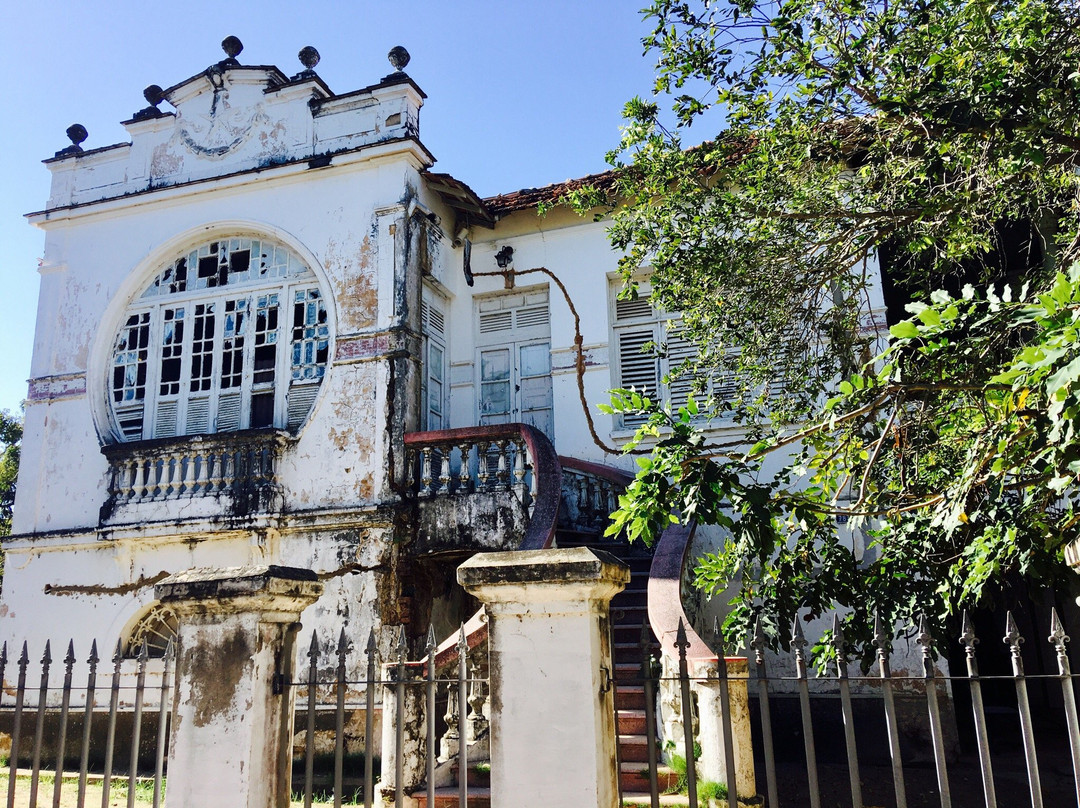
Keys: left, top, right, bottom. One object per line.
{"left": 457, "top": 547, "right": 629, "bottom": 808}
{"left": 693, "top": 658, "right": 756, "bottom": 799}
{"left": 155, "top": 565, "right": 323, "bottom": 808}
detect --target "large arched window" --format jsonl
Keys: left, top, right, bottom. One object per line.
{"left": 110, "top": 236, "right": 329, "bottom": 441}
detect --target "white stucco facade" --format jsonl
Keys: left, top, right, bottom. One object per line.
{"left": 5, "top": 40, "right": 892, "bottom": 683}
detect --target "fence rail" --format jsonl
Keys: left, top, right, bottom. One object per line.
{"left": 623, "top": 608, "right": 1080, "bottom": 808}
{"left": 0, "top": 640, "right": 172, "bottom": 808}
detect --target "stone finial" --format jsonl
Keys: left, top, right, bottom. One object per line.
{"left": 132, "top": 85, "right": 166, "bottom": 122}
{"left": 388, "top": 45, "right": 410, "bottom": 72}
{"left": 143, "top": 84, "right": 164, "bottom": 106}
{"left": 66, "top": 124, "right": 87, "bottom": 147}
{"left": 298, "top": 46, "right": 320, "bottom": 71}
{"left": 221, "top": 35, "right": 244, "bottom": 60}
{"left": 55, "top": 124, "right": 87, "bottom": 158}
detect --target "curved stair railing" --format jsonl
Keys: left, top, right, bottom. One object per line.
{"left": 647, "top": 520, "right": 756, "bottom": 799}
{"left": 404, "top": 424, "right": 562, "bottom": 552}
{"left": 557, "top": 456, "right": 634, "bottom": 534}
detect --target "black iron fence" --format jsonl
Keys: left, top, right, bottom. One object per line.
{"left": 0, "top": 640, "right": 172, "bottom": 808}
{"left": 621, "top": 609, "right": 1080, "bottom": 808}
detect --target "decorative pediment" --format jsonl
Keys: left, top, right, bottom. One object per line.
{"left": 37, "top": 38, "right": 430, "bottom": 212}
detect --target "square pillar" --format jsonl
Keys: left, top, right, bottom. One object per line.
{"left": 458, "top": 547, "right": 629, "bottom": 808}
{"left": 155, "top": 565, "right": 323, "bottom": 808}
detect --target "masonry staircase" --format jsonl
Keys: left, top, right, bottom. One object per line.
{"left": 414, "top": 526, "right": 679, "bottom": 808}
{"left": 406, "top": 428, "right": 693, "bottom": 805}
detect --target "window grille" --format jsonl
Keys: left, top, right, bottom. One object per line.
{"left": 108, "top": 237, "right": 329, "bottom": 441}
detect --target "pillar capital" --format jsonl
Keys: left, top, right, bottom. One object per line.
{"left": 457, "top": 546, "right": 629, "bottom": 606}
{"left": 156, "top": 564, "right": 321, "bottom": 620}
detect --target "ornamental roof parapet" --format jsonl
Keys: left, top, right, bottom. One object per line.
{"left": 35, "top": 38, "right": 428, "bottom": 215}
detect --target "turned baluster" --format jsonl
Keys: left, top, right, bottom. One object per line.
{"left": 476, "top": 442, "right": 491, "bottom": 490}
{"left": 439, "top": 678, "right": 460, "bottom": 762}
{"left": 419, "top": 447, "right": 433, "bottom": 496}
{"left": 206, "top": 452, "right": 221, "bottom": 494}
{"left": 512, "top": 439, "right": 527, "bottom": 501}
{"left": 457, "top": 443, "right": 472, "bottom": 494}
{"left": 180, "top": 452, "right": 195, "bottom": 496}
{"left": 122, "top": 459, "right": 136, "bottom": 500}
{"left": 468, "top": 657, "right": 488, "bottom": 742}
{"left": 495, "top": 440, "right": 510, "bottom": 489}
{"left": 437, "top": 448, "right": 451, "bottom": 496}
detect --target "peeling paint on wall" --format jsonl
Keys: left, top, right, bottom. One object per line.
{"left": 326, "top": 235, "right": 377, "bottom": 333}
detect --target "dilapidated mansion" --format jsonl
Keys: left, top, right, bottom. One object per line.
{"left": 7, "top": 37, "right": 785, "bottom": 671}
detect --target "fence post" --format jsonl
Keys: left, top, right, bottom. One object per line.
{"left": 458, "top": 546, "right": 629, "bottom": 808}
{"left": 155, "top": 565, "right": 323, "bottom": 808}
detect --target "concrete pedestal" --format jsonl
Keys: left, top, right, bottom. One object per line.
{"left": 458, "top": 547, "right": 629, "bottom": 808}
{"left": 156, "top": 565, "right": 323, "bottom": 808}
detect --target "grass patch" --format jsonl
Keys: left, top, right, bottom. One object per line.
{"left": 0, "top": 770, "right": 161, "bottom": 808}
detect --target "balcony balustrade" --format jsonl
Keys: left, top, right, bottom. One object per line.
{"left": 100, "top": 429, "right": 290, "bottom": 521}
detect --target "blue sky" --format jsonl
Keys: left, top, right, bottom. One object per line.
{"left": 0, "top": 0, "right": 662, "bottom": 415}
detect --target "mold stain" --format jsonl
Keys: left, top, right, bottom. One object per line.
{"left": 185, "top": 625, "right": 251, "bottom": 727}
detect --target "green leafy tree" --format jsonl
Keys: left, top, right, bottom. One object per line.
{"left": 0, "top": 411, "right": 19, "bottom": 537}
{"left": 0, "top": 411, "right": 21, "bottom": 582}
{"left": 581, "top": 0, "right": 1080, "bottom": 653}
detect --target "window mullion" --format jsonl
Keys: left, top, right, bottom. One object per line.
{"left": 239, "top": 294, "right": 256, "bottom": 431}
{"left": 143, "top": 306, "right": 166, "bottom": 440}
{"left": 276, "top": 284, "right": 295, "bottom": 429}
{"left": 208, "top": 293, "right": 226, "bottom": 430}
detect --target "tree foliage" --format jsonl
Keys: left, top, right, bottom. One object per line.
{"left": 584, "top": 0, "right": 1080, "bottom": 653}
{"left": 0, "top": 411, "right": 19, "bottom": 538}
{"left": 0, "top": 410, "right": 21, "bottom": 584}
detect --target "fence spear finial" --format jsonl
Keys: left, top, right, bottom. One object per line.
{"left": 336, "top": 627, "right": 348, "bottom": 660}
{"left": 308, "top": 631, "right": 320, "bottom": 661}
{"left": 456, "top": 622, "right": 468, "bottom": 654}
{"left": 675, "top": 617, "right": 689, "bottom": 651}
{"left": 41, "top": 639, "right": 52, "bottom": 666}
{"left": 366, "top": 627, "right": 376, "bottom": 656}
{"left": 791, "top": 614, "right": 807, "bottom": 651}
{"left": 0, "top": 641, "right": 6, "bottom": 668}
{"left": 916, "top": 613, "right": 936, "bottom": 678}
{"left": 397, "top": 624, "right": 408, "bottom": 663}
{"left": 916, "top": 613, "right": 932, "bottom": 651}
{"left": 750, "top": 613, "right": 766, "bottom": 665}
{"left": 1004, "top": 610, "right": 1023, "bottom": 650}
{"left": 711, "top": 615, "right": 726, "bottom": 657}
{"left": 1048, "top": 607, "right": 1069, "bottom": 649}
{"left": 18, "top": 641, "right": 29, "bottom": 667}
{"left": 1004, "top": 610, "right": 1026, "bottom": 677}
{"left": 426, "top": 624, "right": 436, "bottom": 656}
{"left": 112, "top": 639, "right": 123, "bottom": 666}
{"left": 831, "top": 613, "right": 846, "bottom": 669}
{"left": 872, "top": 609, "right": 887, "bottom": 651}
{"left": 1049, "top": 607, "right": 1071, "bottom": 676}
{"left": 65, "top": 639, "right": 77, "bottom": 668}
{"left": 960, "top": 610, "right": 978, "bottom": 656}
{"left": 88, "top": 639, "right": 99, "bottom": 666}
